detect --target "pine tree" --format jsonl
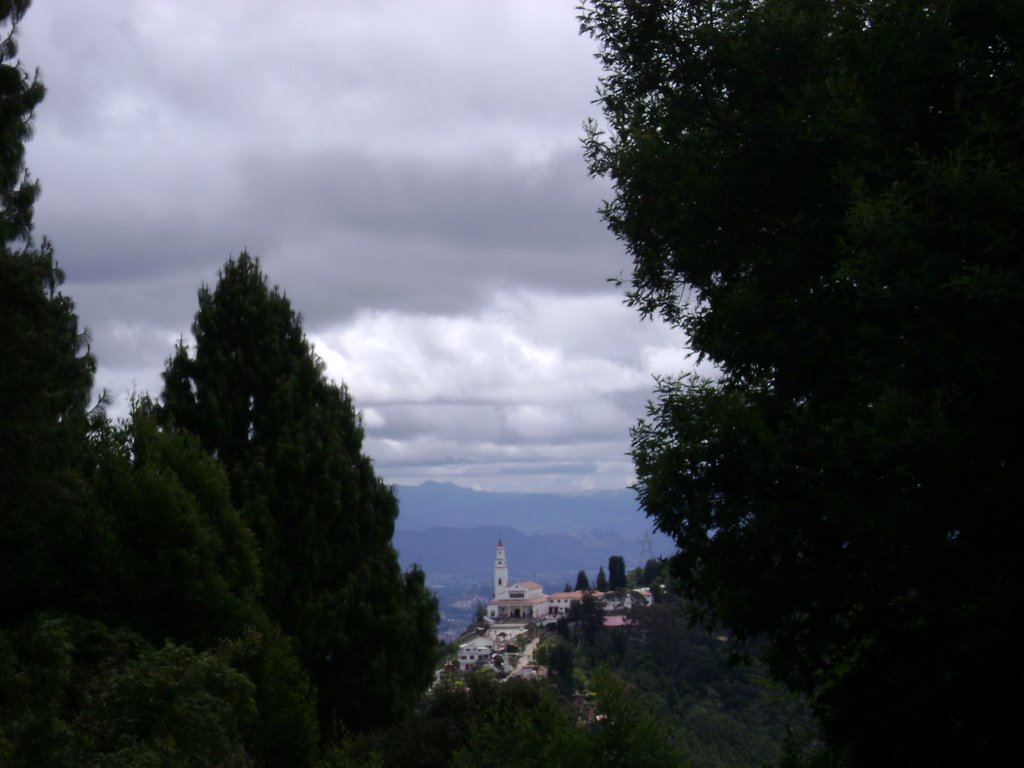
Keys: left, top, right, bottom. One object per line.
{"left": 596, "top": 566, "right": 609, "bottom": 592}
{"left": 161, "top": 252, "right": 437, "bottom": 735}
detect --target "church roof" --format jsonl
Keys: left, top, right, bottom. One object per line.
{"left": 489, "top": 595, "right": 549, "bottom": 606}
{"left": 512, "top": 580, "right": 542, "bottom": 590}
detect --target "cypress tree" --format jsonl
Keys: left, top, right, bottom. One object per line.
{"left": 574, "top": 569, "right": 590, "bottom": 592}
{"left": 161, "top": 252, "right": 438, "bottom": 735}
{"left": 608, "top": 555, "right": 627, "bottom": 591}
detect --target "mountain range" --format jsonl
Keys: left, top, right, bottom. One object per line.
{"left": 392, "top": 482, "right": 675, "bottom": 585}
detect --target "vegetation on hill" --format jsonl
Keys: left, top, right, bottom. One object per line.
{"left": 335, "top": 560, "right": 814, "bottom": 768}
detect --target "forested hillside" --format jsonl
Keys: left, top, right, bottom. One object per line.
{"left": 335, "top": 561, "right": 816, "bottom": 768}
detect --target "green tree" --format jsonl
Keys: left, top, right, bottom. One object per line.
{"left": 0, "top": 0, "right": 45, "bottom": 246}
{"left": 569, "top": 592, "right": 605, "bottom": 651}
{"left": 596, "top": 565, "right": 609, "bottom": 592}
{"left": 641, "top": 558, "right": 664, "bottom": 589}
{"left": 0, "top": 615, "right": 270, "bottom": 768}
{"left": 608, "top": 555, "right": 627, "bottom": 591}
{"left": 574, "top": 569, "right": 591, "bottom": 592}
{"left": 450, "top": 676, "right": 584, "bottom": 768}
{"left": 73, "top": 640, "right": 257, "bottom": 768}
{"left": 0, "top": 0, "right": 101, "bottom": 626}
{"left": 84, "top": 409, "right": 264, "bottom": 646}
{"left": 542, "top": 638, "right": 576, "bottom": 697}
{"left": 581, "top": 0, "right": 1023, "bottom": 762}
{"left": 161, "top": 252, "right": 438, "bottom": 736}
{"left": 586, "top": 668, "right": 687, "bottom": 768}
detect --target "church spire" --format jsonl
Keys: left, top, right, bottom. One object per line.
{"left": 494, "top": 539, "right": 508, "bottom": 599}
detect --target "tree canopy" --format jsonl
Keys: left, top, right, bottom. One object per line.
{"left": 0, "top": 0, "right": 44, "bottom": 246}
{"left": 1, "top": 0, "right": 97, "bottom": 626}
{"left": 161, "top": 252, "right": 438, "bottom": 735}
{"left": 608, "top": 555, "right": 627, "bottom": 591}
{"left": 581, "top": 0, "right": 1023, "bottom": 762}
{"left": 574, "top": 569, "right": 591, "bottom": 592}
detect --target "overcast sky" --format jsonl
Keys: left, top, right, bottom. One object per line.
{"left": 20, "top": 0, "right": 703, "bottom": 493}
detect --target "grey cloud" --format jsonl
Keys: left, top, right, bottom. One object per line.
{"left": 35, "top": 145, "right": 619, "bottom": 329}
{"left": 14, "top": 0, "right": 684, "bottom": 493}
{"left": 235, "top": 147, "right": 610, "bottom": 254}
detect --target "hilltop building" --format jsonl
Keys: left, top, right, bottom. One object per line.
{"left": 488, "top": 539, "right": 548, "bottom": 620}
{"left": 455, "top": 541, "right": 653, "bottom": 678}
{"left": 483, "top": 539, "right": 654, "bottom": 622}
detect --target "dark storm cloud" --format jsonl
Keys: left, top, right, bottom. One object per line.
{"left": 39, "top": 144, "right": 619, "bottom": 327}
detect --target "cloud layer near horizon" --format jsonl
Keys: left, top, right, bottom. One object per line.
{"left": 20, "top": 0, "right": 702, "bottom": 492}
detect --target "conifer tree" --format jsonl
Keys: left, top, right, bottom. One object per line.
{"left": 608, "top": 556, "right": 626, "bottom": 591}
{"left": 574, "top": 569, "right": 591, "bottom": 592}
{"left": 161, "top": 252, "right": 438, "bottom": 735}
{"left": 0, "top": 0, "right": 44, "bottom": 246}
{"left": 596, "top": 566, "right": 609, "bottom": 592}
{"left": 0, "top": 0, "right": 100, "bottom": 623}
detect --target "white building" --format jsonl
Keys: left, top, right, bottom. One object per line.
{"left": 545, "top": 590, "right": 587, "bottom": 617}
{"left": 487, "top": 540, "right": 552, "bottom": 621}
{"left": 484, "top": 540, "right": 648, "bottom": 623}
{"left": 457, "top": 636, "right": 494, "bottom": 671}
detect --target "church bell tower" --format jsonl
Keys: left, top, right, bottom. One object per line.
{"left": 494, "top": 538, "right": 508, "bottom": 598}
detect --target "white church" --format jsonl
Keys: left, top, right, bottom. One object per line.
{"left": 456, "top": 540, "right": 653, "bottom": 672}
{"left": 485, "top": 539, "right": 588, "bottom": 622}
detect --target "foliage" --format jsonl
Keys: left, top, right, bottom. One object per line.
{"left": 556, "top": 584, "right": 817, "bottom": 768}
{"left": 607, "top": 556, "right": 626, "bottom": 591}
{"left": 217, "top": 626, "right": 320, "bottom": 768}
{"left": 586, "top": 667, "right": 687, "bottom": 768}
{"left": 449, "top": 675, "right": 585, "bottom": 768}
{"left": 0, "top": 615, "right": 258, "bottom": 768}
{"left": 0, "top": 0, "right": 45, "bottom": 246}
{"left": 1, "top": 0, "right": 100, "bottom": 628}
{"left": 581, "top": 0, "right": 1024, "bottom": 761}
{"left": 161, "top": 252, "right": 438, "bottom": 735}
{"left": 83, "top": 409, "right": 263, "bottom": 645}
{"left": 573, "top": 569, "right": 590, "bottom": 592}
{"left": 537, "top": 637, "right": 576, "bottom": 697}
{"left": 568, "top": 592, "right": 605, "bottom": 653}
{"left": 595, "top": 565, "right": 609, "bottom": 592}
{"left": 73, "top": 639, "right": 257, "bottom": 768}
{"left": 335, "top": 668, "right": 695, "bottom": 768}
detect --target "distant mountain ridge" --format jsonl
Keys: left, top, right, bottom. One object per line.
{"left": 392, "top": 482, "right": 676, "bottom": 581}
{"left": 393, "top": 526, "right": 672, "bottom": 588}
{"left": 393, "top": 481, "right": 660, "bottom": 539}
